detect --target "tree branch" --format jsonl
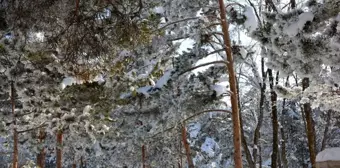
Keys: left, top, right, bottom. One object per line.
{"left": 17, "top": 123, "right": 47, "bottom": 134}
{"left": 178, "top": 60, "right": 228, "bottom": 76}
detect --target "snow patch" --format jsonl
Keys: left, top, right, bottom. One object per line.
{"left": 155, "top": 70, "right": 172, "bottom": 88}
{"left": 153, "top": 6, "right": 165, "bottom": 14}
{"left": 61, "top": 77, "right": 77, "bottom": 89}
{"left": 201, "top": 137, "right": 219, "bottom": 157}
{"left": 316, "top": 148, "right": 340, "bottom": 162}
{"left": 137, "top": 86, "right": 153, "bottom": 97}
{"left": 244, "top": 6, "right": 258, "bottom": 32}
{"left": 174, "top": 38, "right": 195, "bottom": 55}
{"left": 285, "top": 12, "right": 314, "bottom": 37}
{"left": 210, "top": 84, "right": 227, "bottom": 97}
{"left": 188, "top": 123, "right": 201, "bottom": 138}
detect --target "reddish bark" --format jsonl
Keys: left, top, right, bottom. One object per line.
{"left": 56, "top": 130, "right": 63, "bottom": 168}
{"left": 218, "top": 0, "right": 243, "bottom": 167}
{"left": 181, "top": 126, "right": 194, "bottom": 168}
{"left": 11, "top": 82, "right": 18, "bottom": 168}
{"left": 142, "top": 145, "right": 146, "bottom": 168}
{"left": 302, "top": 78, "right": 316, "bottom": 168}
{"left": 37, "top": 129, "right": 46, "bottom": 168}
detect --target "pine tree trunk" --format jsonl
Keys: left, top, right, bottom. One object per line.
{"left": 181, "top": 126, "right": 194, "bottom": 168}
{"left": 321, "top": 110, "right": 332, "bottom": 151}
{"left": 37, "top": 129, "right": 46, "bottom": 168}
{"left": 11, "top": 81, "right": 18, "bottom": 168}
{"left": 142, "top": 145, "right": 146, "bottom": 168}
{"left": 268, "top": 69, "right": 279, "bottom": 168}
{"left": 56, "top": 130, "right": 63, "bottom": 168}
{"left": 218, "top": 0, "right": 243, "bottom": 167}
{"left": 302, "top": 78, "right": 316, "bottom": 168}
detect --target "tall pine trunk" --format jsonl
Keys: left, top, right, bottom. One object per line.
{"left": 37, "top": 129, "right": 46, "bottom": 168}
{"left": 268, "top": 69, "right": 279, "bottom": 168}
{"left": 218, "top": 0, "right": 243, "bottom": 167}
{"left": 302, "top": 78, "right": 316, "bottom": 168}
{"left": 11, "top": 81, "right": 18, "bottom": 168}
{"left": 56, "top": 130, "right": 63, "bottom": 168}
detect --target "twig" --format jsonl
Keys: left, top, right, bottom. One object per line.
{"left": 17, "top": 123, "right": 47, "bottom": 134}
{"left": 178, "top": 60, "right": 227, "bottom": 76}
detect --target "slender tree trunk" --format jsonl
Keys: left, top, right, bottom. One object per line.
{"left": 280, "top": 99, "right": 288, "bottom": 168}
{"left": 253, "top": 57, "right": 267, "bottom": 166}
{"left": 11, "top": 81, "right": 18, "bottom": 168}
{"left": 72, "top": 163, "right": 76, "bottom": 168}
{"left": 236, "top": 72, "right": 255, "bottom": 168}
{"left": 218, "top": 0, "right": 243, "bottom": 167}
{"left": 56, "top": 130, "right": 63, "bottom": 168}
{"left": 259, "top": 144, "right": 262, "bottom": 168}
{"left": 37, "top": 129, "right": 46, "bottom": 168}
{"left": 142, "top": 145, "right": 146, "bottom": 168}
{"left": 280, "top": 125, "right": 288, "bottom": 168}
{"left": 302, "top": 78, "right": 316, "bottom": 168}
{"left": 179, "top": 132, "right": 182, "bottom": 168}
{"left": 321, "top": 110, "right": 332, "bottom": 151}
{"left": 268, "top": 69, "right": 279, "bottom": 168}
{"left": 80, "top": 156, "right": 84, "bottom": 168}
{"left": 181, "top": 125, "right": 194, "bottom": 168}
{"left": 239, "top": 111, "right": 255, "bottom": 168}
{"left": 278, "top": 152, "right": 283, "bottom": 168}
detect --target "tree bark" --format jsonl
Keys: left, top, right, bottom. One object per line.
{"left": 11, "top": 81, "right": 18, "bottom": 168}
{"left": 321, "top": 110, "right": 332, "bottom": 151}
{"left": 253, "top": 56, "right": 267, "bottom": 166}
{"left": 37, "top": 129, "right": 46, "bottom": 168}
{"left": 142, "top": 145, "right": 146, "bottom": 168}
{"left": 239, "top": 111, "right": 255, "bottom": 168}
{"left": 80, "top": 156, "right": 84, "bottom": 168}
{"left": 181, "top": 126, "right": 194, "bottom": 168}
{"left": 236, "top": 71, "right": 255, "bottom": 168}
{"left": 280, "top": 99, "right": 289, "bottom": 168}
{"left": 218, "top": 0, "right": 243, "bottom": 167}
{"left": 302, "top": 78, "right": 316, "bottom": 168}
{"left": 268, "top": 69, "right": 279, "bottom": 168}
{"left": 56, "top": 130, "right": 63, "bottom": 168}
